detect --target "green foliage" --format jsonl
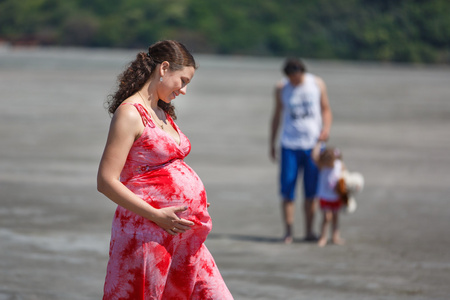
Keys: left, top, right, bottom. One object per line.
{"left": 0, "top": 0, "right": 449, "bottom": 63}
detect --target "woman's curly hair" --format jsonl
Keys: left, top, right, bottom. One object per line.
{"left": 106, "top": 40, "right": 197, "bottom": 120}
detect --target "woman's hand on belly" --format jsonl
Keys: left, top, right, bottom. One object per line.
{"left": 153, "top": 206, "right": 195, "bottom": 236}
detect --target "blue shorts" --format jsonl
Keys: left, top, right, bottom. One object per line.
{"left": 280, "top": 147, "right": 319, "bottom": 201}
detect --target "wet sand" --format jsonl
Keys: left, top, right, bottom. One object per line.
{"left": 0, "top": 47, "right": 449, "bottom": 299}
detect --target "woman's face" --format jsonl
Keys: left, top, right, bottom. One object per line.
{"left": 158, "top": 64, "right": 195, "bottom": 103}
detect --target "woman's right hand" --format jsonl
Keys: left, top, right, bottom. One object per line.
{"left": 153, "top": 206, "right": 195, "bottom": 235}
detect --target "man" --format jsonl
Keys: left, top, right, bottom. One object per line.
{"left": 270, "top": 58, "right": 332, "bottom": 244}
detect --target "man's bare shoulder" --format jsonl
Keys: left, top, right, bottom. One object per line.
{"left": 275, "top": 78, "right": 286, "bottom": 90}
{"left": 313, "top": 75, "right": 326, "bottom": 88}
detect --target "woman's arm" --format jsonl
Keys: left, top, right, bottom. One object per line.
{"left": 97, "top": 105, "right": 194, "bottom": 235}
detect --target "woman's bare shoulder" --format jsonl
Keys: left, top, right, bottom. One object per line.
{"left": 110, "top": 102, "right": 143, "bottom": 134}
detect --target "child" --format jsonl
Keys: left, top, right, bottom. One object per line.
{"left": 312, "top": 142, "right": 346, "bottom": 247}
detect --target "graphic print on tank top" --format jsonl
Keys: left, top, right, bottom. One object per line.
{"left": 289, "top": 92, "right": 316, "bottom": 120}
{"left": 280, "top": 73, "right": 323, "bottom": 150}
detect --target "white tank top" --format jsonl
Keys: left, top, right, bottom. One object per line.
{"left": 280, "top": 73, "right": 322, "bottom": 149}
{"left": 317, "top": 159, "right": 342, "bottom": 201}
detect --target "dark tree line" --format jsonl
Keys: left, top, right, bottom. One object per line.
{"left": 1, "top": 0, "right": 449, "bottom": 63}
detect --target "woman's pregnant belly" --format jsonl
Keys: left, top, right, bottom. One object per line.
{"left": 116, "top": 159, "right": 212, "bottom": 236}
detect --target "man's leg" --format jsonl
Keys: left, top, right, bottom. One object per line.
{"left": 280, "top": 148, "right": 298, "bottom": 244}
{"left": 282, "top": 200, "right": 295, "bottom": 244}
{"left": 302, "top": 148, "right": 320, "bottom": 241}
{"left": 304, "top": 198, "right": 317, "bottom": 240}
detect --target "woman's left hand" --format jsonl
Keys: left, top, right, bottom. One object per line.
{"left": 153, "top": 206, "right": 195, "bottom": 235}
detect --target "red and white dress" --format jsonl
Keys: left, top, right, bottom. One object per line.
{"left": 103, "top": 103, "right": 233, "bottom": 300}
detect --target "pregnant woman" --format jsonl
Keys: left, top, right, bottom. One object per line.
{"left": 97, "top": 40, "right": 233, "bottom": 299}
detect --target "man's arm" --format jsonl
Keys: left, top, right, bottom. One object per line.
{"left": 270, "top": 82, "right": 283, "bottom": 161}
{"left": 316, "top": 76, "right": 332, "bottom": 141}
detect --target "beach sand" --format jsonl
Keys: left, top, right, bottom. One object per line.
{"left": 0, "top": 47, "right": 449, "bottom": 299}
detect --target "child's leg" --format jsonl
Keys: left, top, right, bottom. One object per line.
{"left": 331, "top": 210, "right": 345, "bottom": 245}
{"left": 318, "top": 210, "right": 332, "bottom": 247}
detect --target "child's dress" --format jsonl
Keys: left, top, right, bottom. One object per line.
{"left": 317, "top": 159, "right": 343, "bottom": 211}
{"left": 103, "top": 103, "right": 233, "bottom": 300}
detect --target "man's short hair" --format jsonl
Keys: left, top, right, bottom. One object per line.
{"left": 283, "top": 58, "right": 306, "bottom": 75}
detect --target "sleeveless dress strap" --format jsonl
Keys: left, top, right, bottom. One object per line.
{"left": 166, "top": 114, "right": 177, "bottom": 129}
{"left": 120, "top": 103, "right": 155, "bottom": 128}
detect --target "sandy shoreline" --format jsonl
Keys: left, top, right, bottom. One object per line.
{"left": 1, "top": 48, "right": 449, "bottom": 299}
